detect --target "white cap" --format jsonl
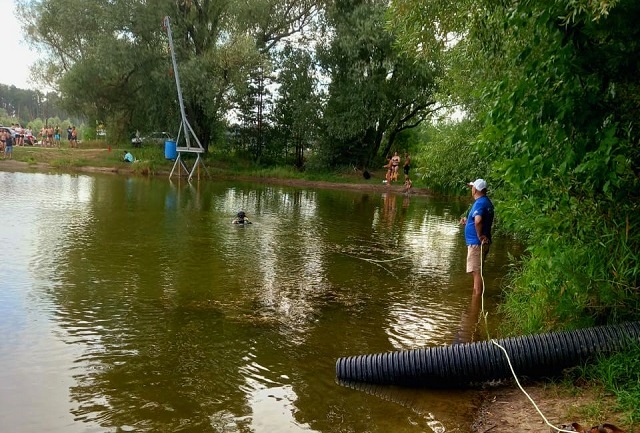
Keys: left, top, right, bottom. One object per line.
{"left": 467, "top": 179, "right": 487, "bottom": 191}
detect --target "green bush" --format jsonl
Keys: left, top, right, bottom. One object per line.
{"left": 499, "top": 217, "right": 640, "bottom": 335}
{"left": 414, "top": 120, "right": 487, "bottom": 195}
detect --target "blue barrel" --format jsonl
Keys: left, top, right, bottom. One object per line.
{"left": 164, "top": 140, "right": 177, "bottom": 160}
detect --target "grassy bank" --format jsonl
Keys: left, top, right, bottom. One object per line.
{"left": 4, "top": 140, "right": 176, "bottom": 174}
{"left": 2, "top": 140, "right": 422, "bottom": 189}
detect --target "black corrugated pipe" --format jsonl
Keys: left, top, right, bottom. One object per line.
{"left": 335, "top": 322, "right": 640, "bottom": 388}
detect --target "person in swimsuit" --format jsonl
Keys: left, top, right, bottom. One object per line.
{"left": 403, "top": 177, "right": 412, "bottom": 194}
{"left": 391, "top": 151, "right": 401, "bottom": 182}
{"left": 54, "top": 125, "right": 61, "bottom": 147}
{"left": 403, "top": 152, "right": 411, "bottom": 181}
{"left": 383, "top": 157, "right": 392, "bottom": 184}
{"left": 70, "top": 126, "right": 78, "bottom": 148}
{"left": 47, "top": 126, "right": 54, "bottom": 147}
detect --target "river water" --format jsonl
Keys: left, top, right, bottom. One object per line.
{"left": 0, "top": 170, "right": 518, "bottom": 433}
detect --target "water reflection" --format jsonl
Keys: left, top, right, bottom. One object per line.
{"left": 453, "top": 292, "right": 483, "bottom": 344}
{"left": 0, "top": 171, "right": 517, "bottom": 433}
{"left": 337, "top": 380, "right": 479, "bottom": 433}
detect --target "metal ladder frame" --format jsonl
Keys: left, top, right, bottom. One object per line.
{"left": 164, "top": 16, "right": 209, "bottom": 182}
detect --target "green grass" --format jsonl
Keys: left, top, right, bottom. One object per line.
{"left": 570, "top": 342, "right": 640, "bottom": 425}
{"left": 8, "top": 142, "right": 414, "bottom": 187}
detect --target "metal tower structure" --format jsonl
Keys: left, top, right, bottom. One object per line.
{"left": 163, "top": 16, "right": 209, "bottom": 181}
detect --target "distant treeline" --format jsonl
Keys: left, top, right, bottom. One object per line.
{"left": 0, "top": 84, "right": 72, "bottom": 126}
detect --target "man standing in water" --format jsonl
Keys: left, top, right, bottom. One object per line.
{"left": 460, "top": 179, "right": 494, "bottom": 294}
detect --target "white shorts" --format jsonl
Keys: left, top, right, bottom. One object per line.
{"left": 467, "top": 244, "right": 489, "bottom": 273}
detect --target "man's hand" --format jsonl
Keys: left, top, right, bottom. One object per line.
{"left": 460, "top": 217, "right": 467, "bottom": 225}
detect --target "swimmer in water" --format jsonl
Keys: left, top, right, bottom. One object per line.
{"left": 232, "top": 210, "right": 251, "bottom": 224}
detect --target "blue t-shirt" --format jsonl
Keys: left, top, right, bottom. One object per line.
{"left": 465, "top": 195, "right": 494, "bottom": 245}
{"left": 124, "top": 152, "right": 134, "bottom": 162}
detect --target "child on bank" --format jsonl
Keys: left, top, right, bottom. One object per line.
{"left": 403, "top": 177, "right": 412, "bottom": 194}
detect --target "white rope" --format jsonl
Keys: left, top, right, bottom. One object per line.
{"left": 480, "top": 243, "right": 486, "bottom": 314}
{"left": 490, "top": 340, "right": 576, "bottom": 433}
{"left": 338, "top": 244, "right": 411, "bottom": 264}
{"left": 479, "top": 243, "right": 575, "bottom": 433}
{"left": 337, "top": 251, "right": 400, "bottom": 279}
{"left": 362, "top": 255, "right": 412, "bottom": 263}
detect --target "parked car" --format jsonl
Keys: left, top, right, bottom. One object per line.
{"left": 131, "top": 131, "right": 174, "bottom": 147}
{"left": 1, "top": 126, "right": 38, "bottom": 145}
{"left": 0, "top": 126, "right": 17, "bottom": 140}
{"left": 131, "top": 131, "right": 142, "bottom": 148}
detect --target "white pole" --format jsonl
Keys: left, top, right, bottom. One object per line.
{"left": 164, "top": 16, "right": 191, "bottom": 149}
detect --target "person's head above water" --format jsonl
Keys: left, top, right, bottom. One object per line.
{"left": 233, "top": 210, "right": 252, "bottom": 224}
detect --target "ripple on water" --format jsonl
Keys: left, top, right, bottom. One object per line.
{"left": 385, "top": 297, "right": 466, "bottom": 349}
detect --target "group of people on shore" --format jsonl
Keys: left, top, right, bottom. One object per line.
{"left": 38, "top": 125, "right": 78, "bottom": 148}
{"left": 383, "top": 151, "right": 412, "bottom": 193}
{"left": 3, "top": 124, "right": 33, "bottom": 146}
{"left": 0, "top": 124, "right": 79, "bottom": 150}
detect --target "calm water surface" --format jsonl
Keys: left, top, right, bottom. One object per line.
{"left": 0, "top": 170, "right": 517, "bottom": 433}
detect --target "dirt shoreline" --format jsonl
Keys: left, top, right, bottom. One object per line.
{"left": 470, "top": 381, "right": 632, "bottom": 433}
{"left": 0, "top": 158, "right": 632, "bottom": 433}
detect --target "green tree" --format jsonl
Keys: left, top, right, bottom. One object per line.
{"left": 416, "top": 120, "right": 484, "bottom": 194}
{"left": 235, "top": 0, "right": 321, "bottom": 53}
{"left": 391, "top": 0, "right": 640, "bottom": 330}
{"left": 271, "top": 47, "right": 321, "bottom": 168}
{"left": 19, "top": 0, "right": 322, "bottom": 153}
{"left": 19, "top": 0, "right": 176, "bottom": 142}
{"left": 316, "top": 0, "right": 441, "bottom": 169}
{"left": 233, "top": 59, "right": 275, "bottom": 161}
